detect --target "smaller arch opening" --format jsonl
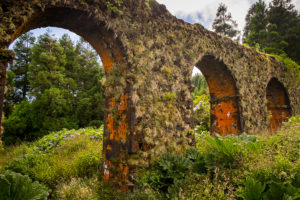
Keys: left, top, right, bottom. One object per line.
{"left": 266, "top": 78, "right": 291, "bottom": 133}
{"left": 193, "top": 55, "right": 241, "bottom": 136}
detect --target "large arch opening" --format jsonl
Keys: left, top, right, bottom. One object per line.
{"left": 2, "top": 6, "right": 130, "bottom": 187}
{"left": 10, "top": 7, "right": 124, "bottom": 75}
{"left": 4, "top": 28, "right": 105, "bottom": 143}
{"left": 266, "top": 78, "right": 291, "bottom": 133}
{"left": 193, "top": 55, "right": 241, "bottom": 136}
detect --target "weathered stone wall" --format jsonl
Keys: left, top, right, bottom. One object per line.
{"left": 0, "top": 0, "right": 299, "bottom": 187}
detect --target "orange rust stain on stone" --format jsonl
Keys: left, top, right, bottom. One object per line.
{"left": 104, "top": 160, "right": 112, "bottom": 180}
{"left": 267, "top": 78, "right": 291, "bottom": 134}
{"left": 120, "top": 94, "right": 128, "bottom": 111}
{"left": 118, "top": 164, "right": 129, "bottom": 191}
{"left": 107, "top": 115, "right": 115, "bottom": 140}
{"left": 107, "top": 144, "right": 112, "bottom": 151}
{"left": 211, "top": 100, "right": 240, "bottom": 136}
{"left": 109, "top": 97, "right": 116, "bottom": 107}
{"left": 197, "top": 55, "right": 241, "bottom": 136}
{"left": 101, "top": 49, "right": 114, "bottom": 74}
{"left": 117, "top": 114, "right": 128, "bottom": 140}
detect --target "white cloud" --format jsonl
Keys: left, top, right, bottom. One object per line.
{"left": 157, "top": 0, "right": 300, "bottom": 31}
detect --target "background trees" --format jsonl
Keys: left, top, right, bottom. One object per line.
{"left": 3, "top": 32, "right": 105, "bottom": 144}
{"left": 243, "top": 0, "right": 300, "bottom": 64}
{"left": 192, "top": 74, "right": 210, "bottom": 132}
{"left": 212, "top": 3, "right": 240, "bottom": 40}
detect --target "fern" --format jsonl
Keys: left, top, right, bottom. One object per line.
{"left": 186, "top": 148, "right": 207, "bottom": 174}
{"left": 203, "top": 135, "right": 243, "bottom": 169}
{"left": 236, "top": 178, "right": 265, "bottom": 200}
{"left": 0, "top": 170, "right": 49, "bottom": 200}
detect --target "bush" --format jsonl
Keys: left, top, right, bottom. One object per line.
{"left": 3, "top": 127, "right": 103, "bottom": 191}
{"left": 193, "top": 94, "right": 210, "bottom": 132}
{"left": 200, "top": 133, "right": 260, "bottom": 170}
{"left": 139, "top": 153, "right": 192, "bottom": 198}
{"left": 55, "top": 177, "right": 98, "bottom": 200}
{"left": 0, "top": 170, "right": 49, "bottom": 200}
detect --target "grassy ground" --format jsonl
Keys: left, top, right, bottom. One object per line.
{"left": 0, "top": 118, "right": 299, "bottom": 199}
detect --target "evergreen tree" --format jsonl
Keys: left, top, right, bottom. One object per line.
{"left": 243, "top": 0, "right": 268, "bottom": 44}
{"left": 3, "top": 32, "right": 105, "bottom": 144}
{"left": 243, "top": 0, "right": 300, "bottom": 63}
{"left": 4, "top": 32, "right": 35, "bottom": 117}
{"left": 268, "top": 0, "right": 300, "bottom": 63}
{"left": 192, "top": 74, "right": 208, "bottom": 98}
{"left": 5, "top": 33, "right": 35, "bottom": 108}
{"left": 212, "top": 3, "right": 240, "bottom": 39}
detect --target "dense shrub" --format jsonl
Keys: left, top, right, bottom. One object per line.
{"left": 1, "top": 127, "right": 103, "bottom": 195}
{"left": 193, "top": 94, "right": 210, "bottom": 132}
{"left": 132, "top": 117, "right": 299, "bottom": 199}
{"left": 1, "top": 117, "right": 299, "bottom": 199}
{"left": 0, "top": 170, "right": 49, "bottom": 200}
{"left": 139, "top": 153, "right": 192, "bottom": 198}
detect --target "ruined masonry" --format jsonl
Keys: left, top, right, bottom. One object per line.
{"left": 0, "top": 0, "right": 299, "bottom": 188}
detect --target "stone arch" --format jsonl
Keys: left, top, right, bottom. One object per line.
{"left": 266, "top": 78, "right": 291, "bottom": 133}
{"left": 3, "top": 5, "right": 131, "bottom": 187}
{"left": 195, "top": 54, "right": 241, "bottom": 136}
{"left": 10, "top": 7, "right": 124, "bottom": 75}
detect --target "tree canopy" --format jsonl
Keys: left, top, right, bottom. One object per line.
{"left": 212, "top": 3, "right": 240, "bottom": 39}
{"left": 243, "top": 0, "right": 300, "bottom": 64}
{"left": 3, "top": 31, "right": 105, "bottom": 144}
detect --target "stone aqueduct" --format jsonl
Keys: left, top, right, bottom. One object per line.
{"left": 0, "top": 0, "right": 299, "bottom": 187}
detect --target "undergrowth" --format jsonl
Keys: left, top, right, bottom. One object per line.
{"left": 128, "top": 117, "right": 300, "bottom": 199}
{"left": 0, "top": 118, "right": 299, "bottom": 199}
{"left": 0, "top": 126, "right": 103, "bottom": 200}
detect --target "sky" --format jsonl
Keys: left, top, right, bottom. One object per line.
{"left": 12, "top": 0, "right": 300, "bottom": 75}
{"left": 156, "top": 0, "right": 300, "bottom": 31}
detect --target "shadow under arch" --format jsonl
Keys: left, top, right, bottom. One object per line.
{"left": 195, "top": 54, "right": 241, "bottom": 136}
{"left": 266, "top": 78, "right": 291, "bottom": 133}
{"left": 7, "top": 6, "right": 131, "bottom": 187}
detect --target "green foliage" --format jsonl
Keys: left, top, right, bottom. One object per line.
{"left": 270, "top": 53, "right": 300, "bottom": 85}
{"left": 161, "top": 92, "right": 176, "bottom": 102}
{"left": 4, "top": 32, "right": 105, "bottom": 144}
{"left": 106, "top": 0, "right": 123, "bottom": 14}
{"left": 237, "top": 178, "right": 266, "bottom": 200}
{"left": 5, "top": 32, "right": 35, "bottom": 106}
{"left": 193, "top": 94, "right": 210, "bottom": 132}
{"left": 186, "top": 148, "right": 207, "bottom": 174}
{"left": 1, "top": 117, "right": 300, "bottom": 199}
{"left": 2, "top": 127, "right": 103, "bottom": 191}
{"left": 192, "top": 74, "right": 208, "bottom": 97}
{"left": 244, "top": 0, "right": 300, "bottom": 64}
{"left": 289, "top": 115, "right": 300, "bottom": 122}
{"left": 212, "top": 3, "right": 240, "bottom": 39}
{"left": 55, "top": 176, "right": 99, "bottom": 200}
{"left": 139, "top": 153, "right": 192, "bottom": 198}
{"left": 200, "top": 133, "right": 261, "bottom": 169}
{"left": 0, "top": 170, "right": 49, "bottom": 200}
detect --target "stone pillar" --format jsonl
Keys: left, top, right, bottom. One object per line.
{"left": 0, "top": 49, "right": 15, "bottom": 145}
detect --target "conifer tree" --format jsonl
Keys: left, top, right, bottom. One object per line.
{"left": 8, "top": 32, "right": 35, "bottom": 102}
{"left": 243, "top": 0, "right": 268, "bottom": 44}
{"left": 3, "top": 32, "right": 105, "bottom": 144}
{"left": 212, "top": 3, "right": 240, "bottom": 39}
{"left": 243, "top": 0, "right": 300, "bottom": 63}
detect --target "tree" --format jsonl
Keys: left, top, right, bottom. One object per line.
{"left": 4, "top": 32, "right": 35, "bottom": 117}
{"left": 243, "top": 0, "right": 268, "bottom": 44}
{"left": 3, "top": 32, "right": 105, "bottom": 144}
{"left": 268, "top": 0, "right": 300, "bottom": 63}
{"left": 192, "top": 74, "right": 208, "bottom": 98}
{"left": 212, "top": 3, "right": 240, "bottom": 39}
{"left": 243, "top": 0, "right": 300, "bottom": 64}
